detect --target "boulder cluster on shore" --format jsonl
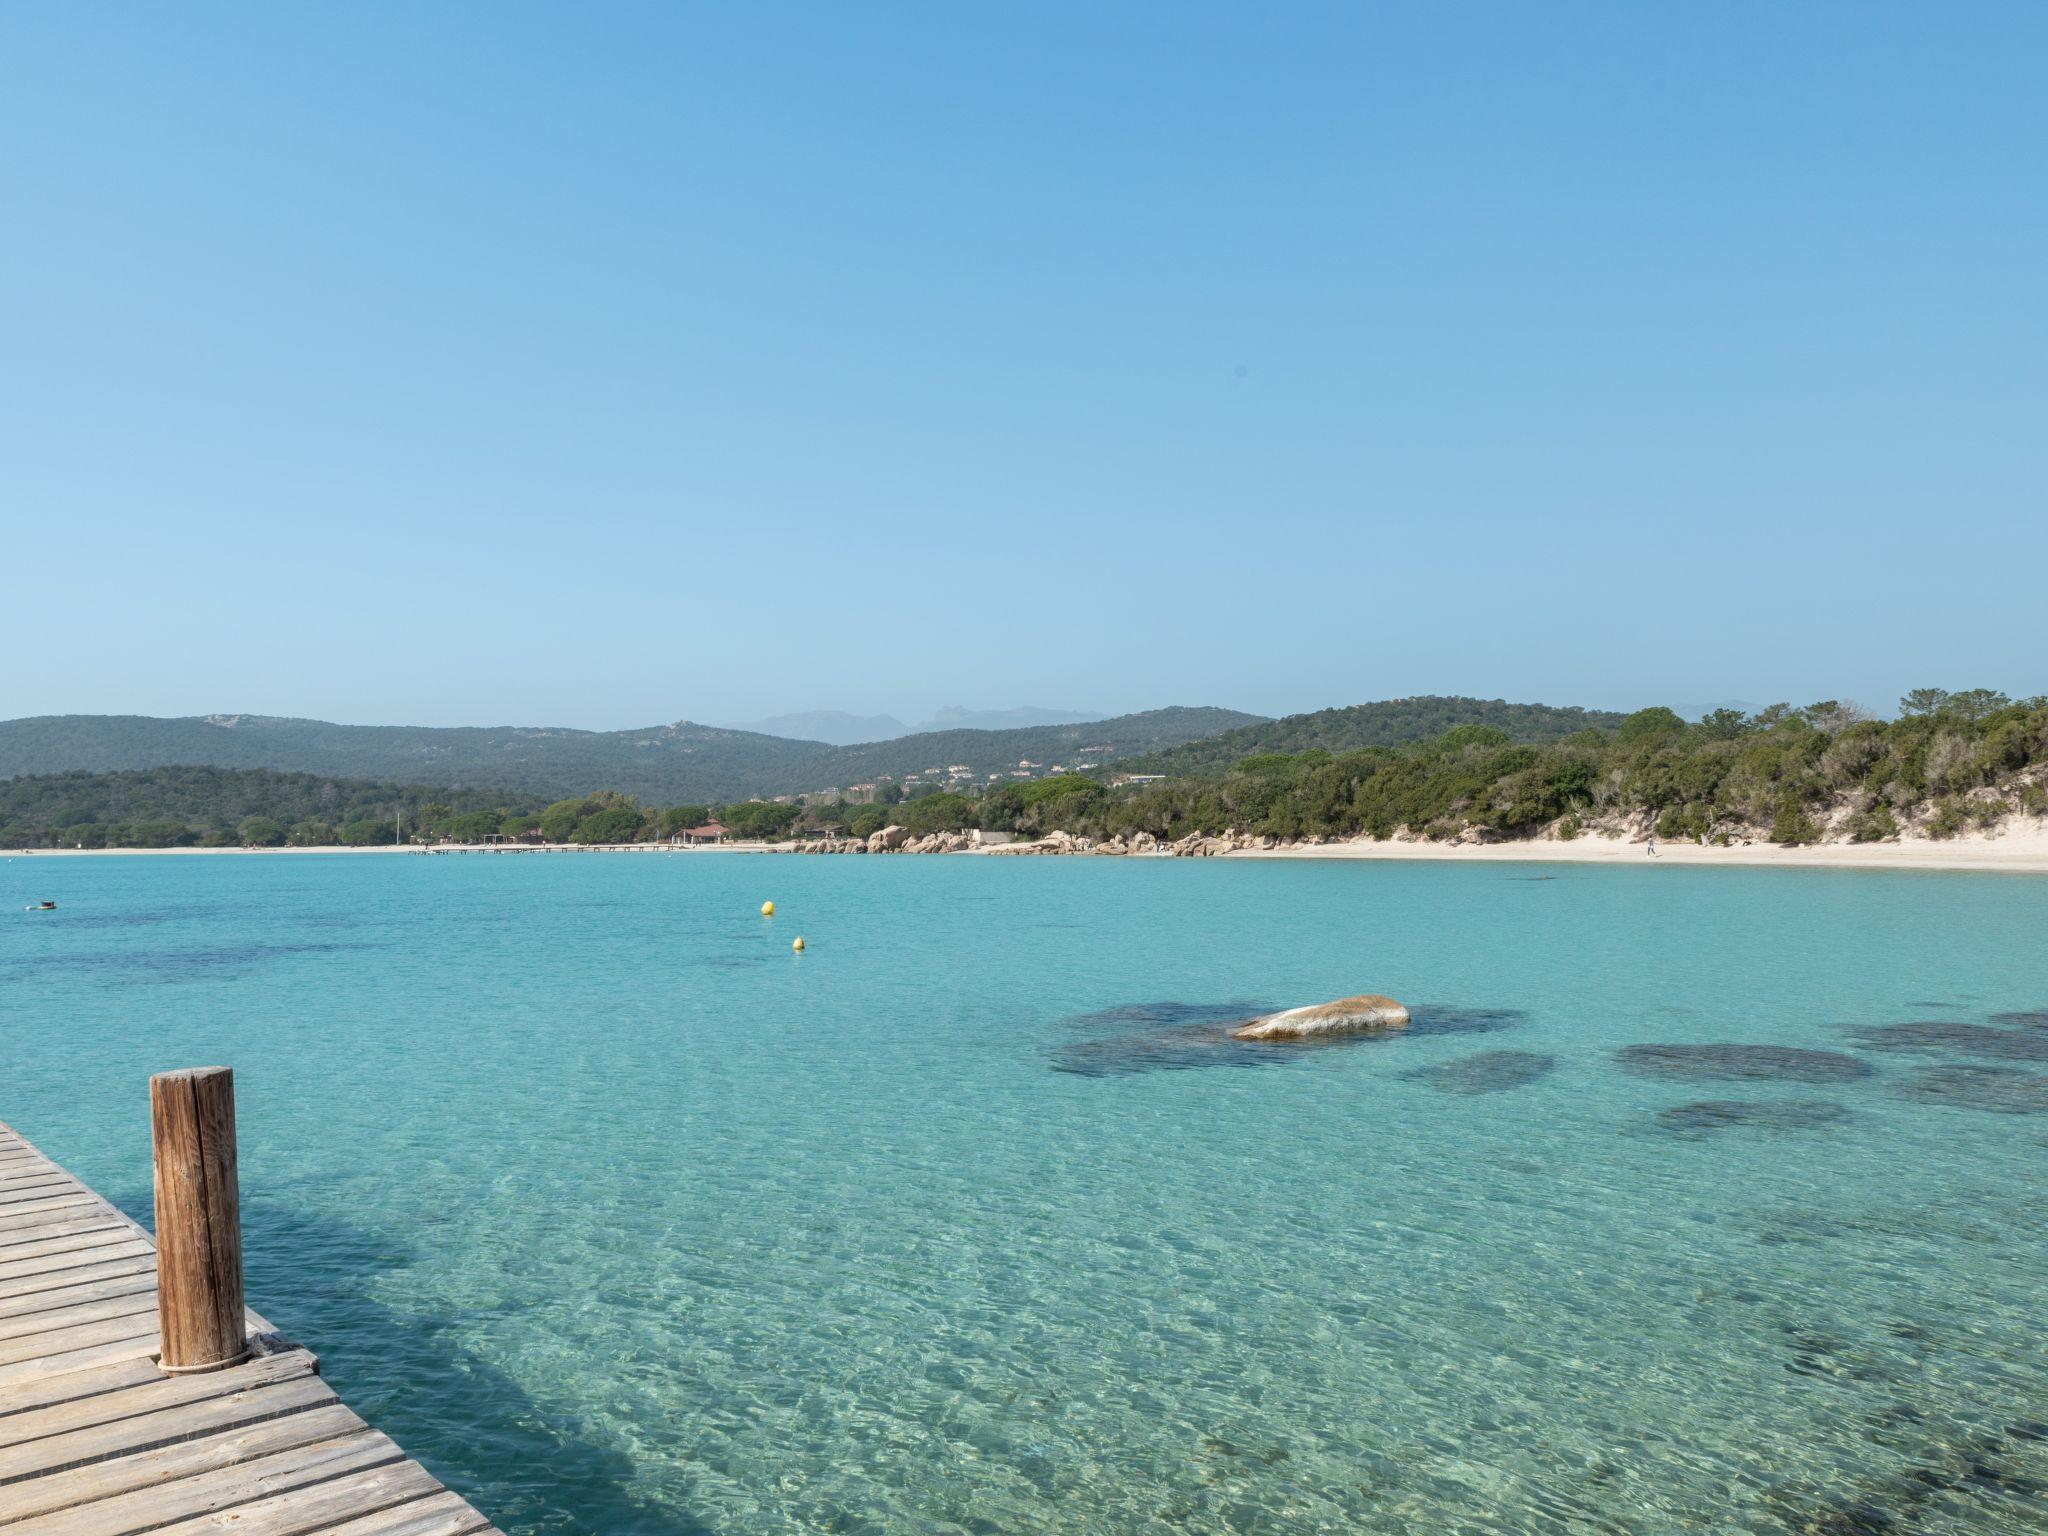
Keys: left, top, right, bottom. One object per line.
{"left": 771, "top": 826, "right": 1351, "bottom": 856}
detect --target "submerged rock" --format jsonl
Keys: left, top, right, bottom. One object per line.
{"left": 1891, "top": 1065, "right": 2048, "bottom": 1115}
{"left": 1232, "top": 994, "right": 1410, "bottom": 1042}
{"left": 1988, "top": 1009, "right": 2048, "bottom": 1031}
{"left": 1406, "top": 1004, "right": 1527, "bottom": 1037}
{"left": 1616, "top": 1043, "right": 1874, "bottom": 1083}
{"left": 1656, "top": 1099, "right": 1851, "bottom": 1134}
{"left": 1846, "top": 1021, "right": 2048, "bottom": 1062}
{"left": 1403, "top": 1050, "right": 1555, "bottom": 1095}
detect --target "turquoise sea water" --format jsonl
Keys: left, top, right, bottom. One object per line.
{"left": 3, "top": 851, "right": 2046, "bottom": 1535}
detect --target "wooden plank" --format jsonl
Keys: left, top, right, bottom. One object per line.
{"left": 0, "top": 1310, "right": 166, "bottom": 1368}
{"left": 0, "top": 1196, "right": 118, "bottom": 1228}
{"left": 0, "top": 1179, "right": 66, "bottom": 1204}
{"left": 0, "top": 1292, "right": 156, "bottom": 1347}
{"left": 0, "top": 1180, "right": 77, "bottom": 1206}
{"left": 139, "top": 1461, "right": 457, "bottom": 1536}
{"left": 16, "top": 1429, "right": 405, "bottom": 1536}
{"left": 0, "top": 1175, "right": 68, "bottom": 1190}
{"left": 0, "top": 1256, "right": 157, "bottom": 1306}
{"left": 0, "top": 1311, "right": 168, "bottom": 1369}
{"left": 317, "top": 1489, "right": 499, "bottom": 1536}
{"left": 0, "top": 1240, "right": 154, "bottom": 1285}
{"left": 0, "top": 1350, "right": 314, "bottom": 1455}
{"left": 0, "top": 1270, "right": 156, "bottom": 1324}
{"left": 0, "top": 1354, "right": 169, "bottom": 1419}
{"left": 0, "top": 1199, "right": 103, "bottom": 1233}
{"left": 0, "top": 1224, "right": 129, "bottom": 1259}
{"left": 0, "top": 1400, "right": 366, "bottom": 1523}
{"left": 0, "top": 1277, "right": 157, "bottom": 1335}
{"left": 0, "top": 1372, "right": 336, "bottom": 1486}
{"left": 0, "top": 1171, "right": 66, "bottom": 1196}
{"left": 0, "top": 1232, "right": 147, "bottom": 1272}
{"left": 0, "top": 1217, "right": 131, "bottom": 1253}
{"left": 0, "top": 1208, "right": 126, "bottom": 1242}
{"left": 0, "top": 1330, "right": 160, "bottom": 1394}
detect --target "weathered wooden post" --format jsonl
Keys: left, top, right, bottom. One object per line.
{"left": 151, "top": 1066, "right": 249, "bottom": 1373}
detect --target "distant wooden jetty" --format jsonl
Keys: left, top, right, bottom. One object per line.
{"left": 0, "top": 1070, "right": 502, "bottom": 1536}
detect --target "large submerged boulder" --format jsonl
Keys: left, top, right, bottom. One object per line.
{"left": 1233, "top": 994, "right": 1411, "bottom": 1042}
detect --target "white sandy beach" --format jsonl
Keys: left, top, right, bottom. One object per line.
{"left": 1229, "top": 822, "right": 2048, "bottom": 874}
{"left": 12, "top": 823, "right": 2048, "bottom": 872}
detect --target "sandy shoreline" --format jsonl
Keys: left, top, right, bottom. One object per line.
{"left": 11, "top": 823, "right": 2048, "bottom": 873}
{"left": 1228, "top": 825, "right": 2048, "bottom": 874}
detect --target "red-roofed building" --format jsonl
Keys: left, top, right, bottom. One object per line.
{"left": 680, "top": 822, "right": 728, "bottom": 845}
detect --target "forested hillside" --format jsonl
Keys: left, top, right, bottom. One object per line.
{"left": 0, "top": 715, "right": 829, "bottom": 802}
{"left": 11, "top": 692, "right": 2041, "bottom": 851}
{"left": 0, "top": 767, "right": 808, "bottom": 849}
{"left": 988, "top": 691, "right": 2047, "bottom": 846}
{"left": 0, "top": 767, "right": 545, "bottom": 848}
{"left": 0, "top": 706, "right": 1259, "bottom": 802}
{"left": 1117, "top": 697, "right": 1627, "bottom": 779}
{"left": 793, "top": 707, "right": 1262, "bottom": 791}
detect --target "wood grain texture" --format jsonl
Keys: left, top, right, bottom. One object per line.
{"left": 150, "top": 1068, "right": 247, "bottom": 1372}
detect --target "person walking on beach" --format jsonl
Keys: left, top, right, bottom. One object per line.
{"left": 1647, "top": 831, "right": 1658, "bottom": 857}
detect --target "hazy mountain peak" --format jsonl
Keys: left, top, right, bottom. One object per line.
{"left": 914, "top": 705, "right": 1101, "bottom": 733}
{"left": 724, "top": 710, "right": 911, "bottom": 746}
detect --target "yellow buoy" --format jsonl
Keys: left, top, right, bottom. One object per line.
{"left": 792, "top": 936, "right": 805, "bottom": 952}
{"left": 760, "top": 900, "right": 775, "bottom": 917}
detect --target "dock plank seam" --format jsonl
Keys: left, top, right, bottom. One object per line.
{"left": 0, "top": 1392, "right": 339, "bottom": 1490}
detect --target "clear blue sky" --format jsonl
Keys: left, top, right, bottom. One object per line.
{"left": 3, "top": 4, "right": 2042, "bottom": 729}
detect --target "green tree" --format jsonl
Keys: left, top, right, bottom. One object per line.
{"left": 445, "top": 810, "right": 502, "bottom": 842}
{"left": 538, "top": 799, "right": 586, "bottom": 842}
{"left": 1899, "top": 688, "right": 1950, "bottom": 717}
{"left": 1615, "top": 707, "right": 1686, "bottom": 745}
{"left": 720, "top": 801, "right": 802, "bottom": 839}
{"left": 573, "top": 807, "right": 646, "bottom": 844}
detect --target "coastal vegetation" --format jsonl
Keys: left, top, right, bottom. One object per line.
{"left": 0, "top": 767, "right": 820, "bottom": 851}
{"left": 987, "top": 691, "right": 2047, "bottom": 846}
{"left": 0, "top": 767, "right": 545, "bottom": 849}
{"left": 1114, "top": 696, "right": 1628, "bottom": 779}
{"left": 4, "top": 691, "right": 2042, "bottom": 850}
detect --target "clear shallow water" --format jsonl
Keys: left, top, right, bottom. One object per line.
{"left": 3, "top": 852, "right": 2045, "bottom": 1535}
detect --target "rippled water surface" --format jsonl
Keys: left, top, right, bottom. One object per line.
{"left": 4, "top": 852, "right": 2046, "bottom": 1534}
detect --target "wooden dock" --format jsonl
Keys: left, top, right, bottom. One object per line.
{"left": 0, "top": 1116, "right": 503, "bottom": 1536}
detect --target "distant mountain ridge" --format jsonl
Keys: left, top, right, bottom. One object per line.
{"left": 917, "top": 705, "right": 1101, "bottom": 732}
{"left": 1117, "top": 696, "right": 1630, "bottom": 778}
{"left": 725, "top": 705, "right": 1104, "bottom": 744}
{"left": 723, "top": 710, "right": 910, "bottom": 745}
{"left": 0, "top": 707, "right": 1262, "bottom": 803}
